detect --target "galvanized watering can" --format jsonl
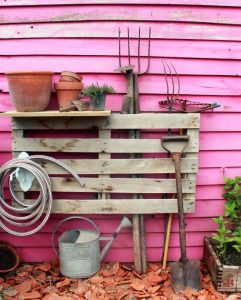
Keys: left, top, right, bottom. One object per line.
{"left": 52, "top": 216, "right": 132, "bottom": 278}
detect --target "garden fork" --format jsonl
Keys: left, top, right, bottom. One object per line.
{"left": 117, "top": 27, "right": 151, "bottom": 274}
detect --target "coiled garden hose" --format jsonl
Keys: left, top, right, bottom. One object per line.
{"left": 0, "top": 155, "right": 85, "bottom": 236}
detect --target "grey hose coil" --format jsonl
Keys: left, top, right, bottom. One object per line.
{"left": 0, "top": 155, "right": 85, "bottom": 236}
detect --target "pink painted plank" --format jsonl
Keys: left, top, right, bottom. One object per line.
{"left": 190, "top": 200, "right": 225, "bottom": 217}
{"left": 1, "top": 56, "right": 241, "bottom": 76}
{"left": 1, "top": 0, "right": 241, "bottom": 7}
{"left": 0, "top": 152, "right": 11, "bottom": 165}
{"left": 1, "top": 22, "right": 241, "bottom": 41}
{"left": 197, "top": 167, "right": 241, "bottom": 185}
{"left": 1, "top": 75, "right": 241, "bottom": 96}
{"left": 0, "top": 216, "right": 218, "bottom": 235}
{"left": 0, "top": 232, "right": 210, "bottom": 248}
{"left": 1, "top": 5, "right": 241, "bottom": 25}
{"left": 14, "top": 246, "right": 204, "bottom": 263}
{"left": 199, "top": 151, "right": 241, "bottom": 168}
{"left": 200, "top": 113, "right": 241, "bottom": 131}
{"left": 196, "top": 185, "right": 223, "bottom": 200}
{"left": 0, "top": 133, "right": 11, "bottom": 151}
{"left": 0, "top": 94, "right": 14, "bottom": 111}
{"left": 2, "top": 39, "right": 241, "bottom": 60}
{"left": 200, "top": 132, "right": 241, "bottom": 150}
{"left": 0, "top": 118, "right": 11, "bottom": 131}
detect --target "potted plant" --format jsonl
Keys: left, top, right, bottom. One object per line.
{"left": 83, "top": 83, "right": 115, "bottom": 111}
{"left": 204, "top": 176, "right": 241, "bottom": 292}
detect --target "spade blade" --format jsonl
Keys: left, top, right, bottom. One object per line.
{"left": 170, "top": 260, "right": 201, "bottom": 292}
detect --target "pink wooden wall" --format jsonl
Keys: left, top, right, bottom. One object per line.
{"left": 1, "top": 0, "right": 241, "bottom": 263}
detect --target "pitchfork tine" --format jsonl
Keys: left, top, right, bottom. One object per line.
{"left": 139, "top": 27, "right": 151, "bottom": 74}
{"left": 170, "top": 63, "right": 180, "bottom": 100}
{"left": 118, "top": 28, "right": 122, "bottom": 68}
{"left": 128, "top": 27, "right": 131, "bottom": 65}
{"left": 138, "top": 26, "right": 141, "bottom": 73}
{"left": 165, "top": 61, "right": 175, "bottom": 111}
{"left": 161, "top": 60, "right": 170, "bottom": 106}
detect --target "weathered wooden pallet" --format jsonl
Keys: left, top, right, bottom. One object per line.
{"left": 204, "top": 237, "right": 241, "bottom": 292}
{"left": 10, "top": 112, "right": 200, "bottom": 214}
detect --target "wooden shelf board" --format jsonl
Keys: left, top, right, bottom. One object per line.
{"left": 0, "top": 110, "right": 111, "bottom": 117}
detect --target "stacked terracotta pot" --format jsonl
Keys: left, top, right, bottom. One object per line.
{"left": 54, "top": 71, "right": 83, "bottom": 110}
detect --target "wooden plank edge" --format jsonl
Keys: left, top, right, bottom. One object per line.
{"left": 0, "top": 110, "right": 112, "bottom": 117}
{"left": 50, "top": 198, "right": 195, "bottom": 214}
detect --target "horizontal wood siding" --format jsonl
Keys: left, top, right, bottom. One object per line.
{"left": 0, "top": 1, "right": 240, "bottom": 263}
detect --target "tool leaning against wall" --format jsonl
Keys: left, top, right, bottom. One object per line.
{"left": 116, "top": 26, "right": 151, "bottom": 274}
{"left": 159, "top": 61, "right": 220, "bottom": 273}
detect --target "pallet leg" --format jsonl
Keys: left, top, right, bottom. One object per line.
{"left": 140, "top": 214, "right": 147, "bottom": 273}
{"left": 132, "top": 214, "right": 142, "bottom": 273}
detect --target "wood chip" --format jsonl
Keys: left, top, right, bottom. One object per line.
{"left": 55, "top": 278, "right": 71, "bottom": 289}
{"left": 130, "top": 279, "right": 145, "bottom": 292}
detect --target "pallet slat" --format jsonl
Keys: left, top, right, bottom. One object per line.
{"left": 39, "top": 158, "right": 198, "bottom": 174}
{"left": 19, "top": 198, "right": 195, "bottom": 214}
{"left": 14, "top": 177, "right": 196, "bottom": 194}
{"left": 11, "top": 113, "right": 200, "bottom": 129}
{"left": 12, "top": 137, "right": 199, "bottom": 153}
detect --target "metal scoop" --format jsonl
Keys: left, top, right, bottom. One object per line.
{"left": 161, "top": 135, "right": 201, "bottom": 292}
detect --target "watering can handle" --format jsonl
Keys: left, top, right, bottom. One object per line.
{"left": 51, "top": 216, "right": 100, "bottom": 257}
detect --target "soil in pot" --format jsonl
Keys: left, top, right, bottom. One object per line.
{"left": 54, "top": 81, "right": 83, "bottom": 110}
{"left": 211, "top": 239, "right": 241, "bottom": 266}
{"left": 6, "top": 71, "right": 53, "bottom": 112}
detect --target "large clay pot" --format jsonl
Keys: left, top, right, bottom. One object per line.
{"left": 6, "top": 71, "right": 53, "bottom": 112}
{"left": 54, "top": 81, "right": 84, "bottom": 110}
{"left": 0, "top": 242, "right": 20, "bottom": 273}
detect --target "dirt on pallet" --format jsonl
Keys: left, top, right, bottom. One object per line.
{"left": 0, "top": 261, "right": 240, "bottom": 300}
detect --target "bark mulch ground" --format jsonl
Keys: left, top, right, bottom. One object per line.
{"left": 0, "top": 260, "right": 240, "bottom": 300}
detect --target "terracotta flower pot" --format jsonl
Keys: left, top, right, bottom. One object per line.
{"left": 6, "top": 71, "right": 53, "bottom": 112}
{"left": 60, "top": 71, "right": 82, "bottom": 82}
{"left": 0, "top": 242, "right": 20, "bottom": 273}
{"left": 54, "top": 81, "right": 84, "bottom": 110}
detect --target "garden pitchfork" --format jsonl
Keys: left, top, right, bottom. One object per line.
{"left": 116, "top": 26, "right": 151, "bottom": 274}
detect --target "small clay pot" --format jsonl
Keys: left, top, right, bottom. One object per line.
{"left": 6, "top": 71, "right": 53, "bottom": 112}
{"left": 0, "top": 242, "right": 20, "bottom": 273}
{"left": 60, "top": 71, "right": 82, "bottom": 82}
{"left": 54, "top": 81, "right": 83, "bottom": 110}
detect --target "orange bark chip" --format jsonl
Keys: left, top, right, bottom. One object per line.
{"left": 148, "top": 285, "right": 161, "bottom": 294}
{"left": 55, "top": 278, "right": 71, "bottom": 289}
{"left": 130, "top": 279, "right": 145, "bottom": 292}
{"left": 36, "top": 262, "right": 52, "bottom": 272}
{"left": 116, "top": 289, "right": 130, "bottom": 300}
{"left": 14, "top": 279, "right": 32, "bottom": 294}
{"left": 147, "top": 272, "right": 162, "bottom": 284}
{"left": 21, "top": 290, "right": 42, "bottom": 299}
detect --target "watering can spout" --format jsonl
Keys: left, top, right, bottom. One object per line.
{"left": 100, "top": 216, "right": 132, "bottom": 261}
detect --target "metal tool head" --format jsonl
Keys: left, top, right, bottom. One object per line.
{"left": 118, "top": 27, "right": 151, "bottom": 74}
{"left": 161, "top": 135, "right": 189, "bottom": 154}
{"left": 161, "top": 60, "right": 180, "bottom": 113}
{"left": 170, "top": 260, "right": 201, "bottom": 292}
{"left": 159, "top": 61, "right": 221, "bottom": 113}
